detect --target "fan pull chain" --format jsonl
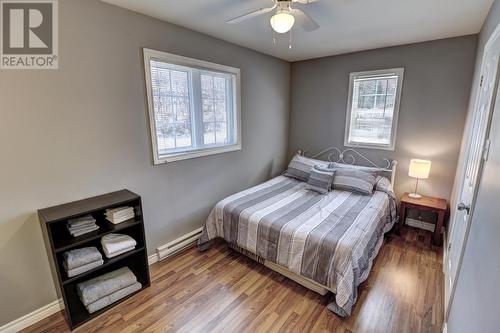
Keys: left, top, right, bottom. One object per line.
{"left": 272, "top": 27, "right": 276, "bottom": 46}
{"left": 289, "top": 29, "right": 292, "bottom": 50}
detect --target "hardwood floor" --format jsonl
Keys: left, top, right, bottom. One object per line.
{"left": 22, "top": 227, "right": 443, "bottom": 333}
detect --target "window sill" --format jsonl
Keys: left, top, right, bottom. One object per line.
{"left": 344, "top": 141, "right": 395, "bottom": 151}
{"left": 154, "top": 144, "right": 241, "bottom": 164}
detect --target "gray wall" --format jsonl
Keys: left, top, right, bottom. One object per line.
{"left": 447, "top": 1, "right": 500, "bottom": 332}
{"left": 0, "top": 0, "right": 290, "bottom": 325}
{"left": 288, "top": 36, "right": 478, "bottom": 200}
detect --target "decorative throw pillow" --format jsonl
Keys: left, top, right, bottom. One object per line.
{"left": 374, "top": 175, "right": 396, "bottom": 199}
{"left": 307, "top": 166, "right": 335, "bottom": 194}
{"left": 331, "top": 168, "right": 377, "bottom": 195}
{"left": 283, "top": 155, "right": 329, "bottom": 182}
{"left": 329, "top": 162, "right": 382, "bottom": 176}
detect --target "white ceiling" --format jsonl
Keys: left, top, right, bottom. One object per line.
{"left": 101, "top": 0, "right": 493, "bottom": 62}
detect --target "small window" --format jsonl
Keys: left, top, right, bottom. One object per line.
{"left": 143, "top": 49, "right": 241, "bottom": 164}
{"left": 344, "top": 68, "right": 404, "bottom": 150}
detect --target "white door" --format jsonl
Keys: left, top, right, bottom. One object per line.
{"left": 445, "top": 28, "right": 500, "bottom": 313}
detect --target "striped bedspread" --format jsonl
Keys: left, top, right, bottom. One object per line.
{"left": 198, "top": 175, "right": 397, "bottom": 316}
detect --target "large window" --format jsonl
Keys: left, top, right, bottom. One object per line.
{"left": 143, "top": 49, "right": 241, "bottom": 164}
{"left": 344, "top": 68, "right": 404, "bottom": 150}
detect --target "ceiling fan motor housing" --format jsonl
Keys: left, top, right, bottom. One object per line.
{"left": 277, "top": 0, "right": 293, "bottom": 13}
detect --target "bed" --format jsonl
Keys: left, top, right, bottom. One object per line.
{"left": 198, "top": 147, "right": 398, "bottom": 316}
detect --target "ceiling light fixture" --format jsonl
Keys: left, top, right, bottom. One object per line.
{"left": 270, "top": 11, "right": 295, "bottom": 33}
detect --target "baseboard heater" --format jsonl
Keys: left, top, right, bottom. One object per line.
{"left": 156, "top": 227, "right": 204, "bottom": 261}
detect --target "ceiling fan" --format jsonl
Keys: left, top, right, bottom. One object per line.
{"left": 226, "top": 0, "right": 320, "bottom": 34}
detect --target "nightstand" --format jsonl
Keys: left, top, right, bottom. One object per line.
{"left": 399, "top": 193, "right": 447, "bottom": 246}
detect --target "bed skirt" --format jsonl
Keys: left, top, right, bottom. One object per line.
{"left": 228, "top": 243, "right": 333, "bottom": 295}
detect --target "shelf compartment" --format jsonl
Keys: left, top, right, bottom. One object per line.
{"left": 61, "top": 247, "right": 146, "bottom": 285}
{"left": 53, "top": 218, "right": 142, "bottom": 253}
{"left": 62, "top": 249, "right": 150, "bottom": 328}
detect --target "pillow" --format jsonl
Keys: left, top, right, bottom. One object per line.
{"left": 307, "top": 166, "right": 335, "bottom": 194}
{"left": 374, "top": 175, "right": 395, "bottom": 200}
{"left": 283, "top": 155, "right": 329, "bottom": 182}
{"left": 331, "top": 168, "right": 377, "bottom": 195}
{"left": 329, "top": 162, "right": 382, "bottom": 176}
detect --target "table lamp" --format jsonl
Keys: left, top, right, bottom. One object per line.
{"left": 408, "top": 159, "right": 431, "bottom": 199}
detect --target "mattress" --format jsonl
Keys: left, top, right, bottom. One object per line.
{"left": 198, "top": 175, "right": 397, "bottom": 316}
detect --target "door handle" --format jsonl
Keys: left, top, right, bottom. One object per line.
{"left": 457, "top": 203, "right": 471, "bottom": 214}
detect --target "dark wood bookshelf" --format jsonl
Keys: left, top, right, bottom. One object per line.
{"left": 38, "top": 189, "right": 150, "bottom": 330}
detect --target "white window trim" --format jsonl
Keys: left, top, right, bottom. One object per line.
{"left": 143, "top": 48, "right": 242, "bottom": 164}
{"left": 344, "top": 67, "right": 404, "bottom": 151}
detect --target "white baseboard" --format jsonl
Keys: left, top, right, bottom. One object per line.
{"left": 1, "top": 251, "right": 162, "bottom": 332}
{"left": 148, "top": 253, "right": 158, "bottom": 265}
{"left": 1, "top": 228, "right": 204, "bottom": 332}
{"left": 0, "top": 299, "right": 63, "bottom": 333}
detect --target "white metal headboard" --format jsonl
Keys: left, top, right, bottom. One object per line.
{"left": 298, "top": 147, "right": 398, "bottom": 185}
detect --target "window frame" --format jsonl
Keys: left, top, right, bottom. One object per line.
{"left": 344, "top": 68, "right": 404, "bottom": 151}
{"left": 143, "top": 48, "right": 242, "bottom": 164}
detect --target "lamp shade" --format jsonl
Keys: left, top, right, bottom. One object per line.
{"left": 270, "top": 12, "right": 295, "bottom": 33}
{"left": 408, "top": 159, "right": 431, "bottom": 179}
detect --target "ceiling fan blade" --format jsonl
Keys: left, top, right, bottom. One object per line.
{"left": 292, "top": 8, "right": 320, "bottom": 31}
{"left": 226, "top": 5, "right": 277, "bottom": 24}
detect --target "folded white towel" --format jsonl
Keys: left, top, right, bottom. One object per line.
{"left": 86, "top": 282, "right": 142, "bottom": 313}
{"left": 77, "top": 267, "right": 137, "bottom": 306}
{"left": 63, "top": 247, "right": 102, "bottom": 270}
{"left": 68, "top": 222, "right": 97, "bottom": 232}
{"left": 106, "top": 214, "right": 134, "bottom": 224}
{"left": 70, "top": 225, "right": 99, "bottom": 237}
{"left": 68, "top": 215, "right": 96, "bottom": 228}
{"left": 103, "top": 245, "right": 135, "bottom": 258}
{"left": 67, "top": 259, "right": 104, "bottom": 277}
{"left": 105, "top": 207, "right": 135, "bottom": 224}
{"left": 101, "top": 234, "right": 137, "bottom": 257}
{"left": 106, "top": 207, "right": 133, "bottom": 216}
{"left": 106, "top": 206, "right": 132, "bottom": 213}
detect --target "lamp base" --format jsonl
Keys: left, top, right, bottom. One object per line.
{"left": 408, "top": 193, "right": 422, "bottom": 199}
